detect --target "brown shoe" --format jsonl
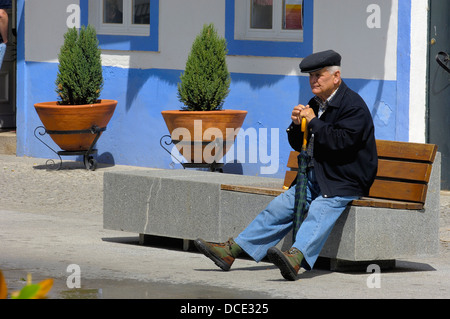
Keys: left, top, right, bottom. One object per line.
{"left": 267, "top": 247, "right": 303, "bottom": 281}
{"left": 194, "top": 238, "right": 242, "bottom": 271}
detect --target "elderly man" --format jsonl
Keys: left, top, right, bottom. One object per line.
{"left": 194, "top": 50, "right": 378, "bottom": 281}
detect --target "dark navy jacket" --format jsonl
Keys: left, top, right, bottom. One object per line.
{"left": 0, "top": 0, "right": 11, "bottom": 9}
{"left": 287, "top": 81, "right": 378, "bottom": 198}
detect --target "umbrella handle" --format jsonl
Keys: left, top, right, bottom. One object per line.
{"left": 301, "top": 117, "right": 308, "bottom": 150}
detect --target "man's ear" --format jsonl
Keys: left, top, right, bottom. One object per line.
{"left": 333, "top": 70, "right": 341, "bottom": 84}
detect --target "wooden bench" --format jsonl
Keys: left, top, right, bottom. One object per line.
{"left": 221, "top": 140, "right": 441, "bottom": 270}
{"left": 222, "top": 140, "right": 438, "bottom": 210}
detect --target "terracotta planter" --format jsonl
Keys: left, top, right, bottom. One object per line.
{"left": 161, "top": 110, "right": 247, "bottom": 163}
{"left": 34, "top": 99, "right": 117, "bottom": 151}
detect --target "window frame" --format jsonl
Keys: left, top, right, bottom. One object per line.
{"left": 80, "top": 0, "right": 159, "bottom": 52}
{"left": 235, "top": 0, "right": 303, "bottom": 42}
{"left": 225, "top": 0, "right": 313, "bottom": 58}
{"left": 93, "top": 0, "right": 150, "bottom": 37}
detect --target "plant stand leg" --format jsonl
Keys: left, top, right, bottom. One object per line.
{"left": 34, "top": 126, "right": 63, "bottom": 170}
{"left": 160, "top": 135, "right": 225, "bottom": 172}
{"left": 83, "top": 155, "right": 97, "bottom": 171}
{"left": 34, "top": 125, "right": 105, "bottom": 171}
{"left": 160, "top": 134, "right": 186, "bottom": 167}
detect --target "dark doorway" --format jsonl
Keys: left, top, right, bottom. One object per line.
{"left": 427, "top": 0, "right": 449, "bottom": 190}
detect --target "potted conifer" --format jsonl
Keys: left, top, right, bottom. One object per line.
{"left": 161, "top": 23, "right": 246, "bottom": 164}
{"left": 34, "top": 26, "right": 116, "bottom": 153}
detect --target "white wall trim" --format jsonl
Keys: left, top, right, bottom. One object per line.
{"left": 408, "top": 0, "right": 428, "bottom": 143}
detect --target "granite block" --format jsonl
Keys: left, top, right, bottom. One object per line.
{"left": 103, "top": 169, "right": 282, "bottom": 242}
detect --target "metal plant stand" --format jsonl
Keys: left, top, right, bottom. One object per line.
{"left": 160, "top": 135, "right": 224, "bottom": 172}
{"left": 34, "top": 125, "right": 106, "bottom": 171}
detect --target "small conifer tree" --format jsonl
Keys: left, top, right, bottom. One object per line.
{"left": 177, "top": 24, "right": 230, "bottom": 111}
{"left": 55, "top": 25, "right": 103, "bottom": 105}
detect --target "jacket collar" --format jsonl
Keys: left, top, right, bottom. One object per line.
{"left": 326, "top": 81, "right": 348, "bottom": 108}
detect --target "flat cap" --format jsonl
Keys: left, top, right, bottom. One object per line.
{"left": 299, "top": 50, "right": 341, "bottom": 73}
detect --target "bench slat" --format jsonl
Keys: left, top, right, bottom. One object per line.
{"left": 351, "top": 197, "right": 424, "bottom": 210}
{"left": 221, "top": 184, "right": 426, "bottom": 210}
{"left": 377, "top": 159, "right": 432, "bottom": 182}
{"left": 289, "top": 141, "right": 437, "bottom": 168}
{"left": 283, "top": 170, "right": 297, "bottom": 189}
{"left": 287, "top": 151, "right": 300, "bottom": 168}
{"left": 283, "top": 158, "right": 432, "bottom": 190}
{"left": 221, "top": 184, "right": 284, "bottom": 197}
{"left": 376, "top": 140, "right": 437, "bottom": 163}
{"left": 223, "top": 180, "right": 428, "bottom": 204}
{"left": 368, "top": 179, "right": 427, "bottom": 203}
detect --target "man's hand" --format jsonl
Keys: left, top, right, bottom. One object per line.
{"left": 291, "top": 104, "right": 316, "bottom": 125}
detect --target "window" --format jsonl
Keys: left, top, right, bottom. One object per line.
{"left": 95, "top": 0, "right": 150, "bottom": 36}
{"left": 225, "top": 0, "right": 313, "bottom": 58}
{"left": 81, "top": 0, "right": 159, "bottom": 51}
{"left": 236, "top": 0, "right": 303, "bottom": 42}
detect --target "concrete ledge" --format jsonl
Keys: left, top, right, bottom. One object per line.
{"left": 0, "top": 131, "right": 16, "bottom": 155}
{"left": 103, "top": 169, "right": 283, "bottom": 243}
{"left": 103, "top": 153, "right": 440, "bottom": 268}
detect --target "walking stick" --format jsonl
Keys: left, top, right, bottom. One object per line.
{"left": 301, "top": 117, "right": 308, "bottom": 150}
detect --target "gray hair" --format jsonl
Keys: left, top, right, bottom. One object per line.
{"left": 326, "top": 65, "right": 341, "bottom": 74}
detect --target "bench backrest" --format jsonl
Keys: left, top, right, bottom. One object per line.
{"left": 284, "top": 140, "right": 438, "bottom": 210}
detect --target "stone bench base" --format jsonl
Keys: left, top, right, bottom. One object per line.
{"left": 103, "top": 154, "right": 440, "bottom": 271}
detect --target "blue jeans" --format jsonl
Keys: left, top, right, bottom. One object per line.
{"left": 235, "top": 169, "right": 358, "bottom": 269}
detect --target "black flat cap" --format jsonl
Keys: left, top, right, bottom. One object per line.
{"left": 299, "top": 50, "right": 341, "bottom": 73}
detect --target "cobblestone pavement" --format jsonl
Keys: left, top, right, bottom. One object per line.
{"left": 0, "top": 154, "right": 449, "bottom": 299}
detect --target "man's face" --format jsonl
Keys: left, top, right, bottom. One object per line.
{"left": 309, "top": 68, "right": 340, "bottom": 101}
